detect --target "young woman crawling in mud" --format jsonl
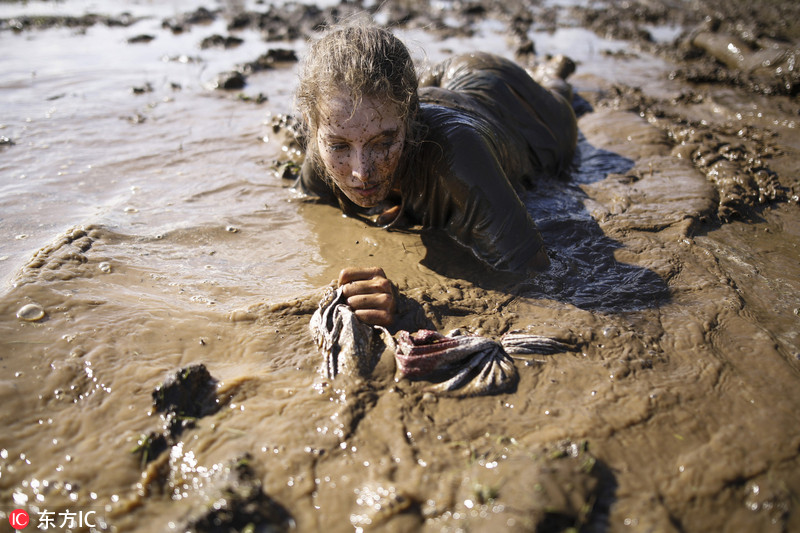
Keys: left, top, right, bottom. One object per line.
{"left": 294, "top": 23, "right": 578, "bottom": 328}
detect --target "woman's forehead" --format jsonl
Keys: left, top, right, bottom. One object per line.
{"left": 318, "top": 93, "right": 403, "bottom": 134}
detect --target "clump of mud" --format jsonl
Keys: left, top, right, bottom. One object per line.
{"left": 180, "top": 454, "right": 293, "bottom": 533}
{"left": 133, "top": 364, "right": 220, "bottom": 467}
{"left": 674, "top": 18, "right": 800, "bottom": 96}
{"left": 582, "top": 84, "right": 792, "bottom": 220}
{"left": 132, "top": 367, "right": 293, "bottom": 531}
{"left": 212, "top": 48, "right": 298, "bottom": 91}
{"left": 554, "top": 0, "right": 799, "bottom": 220}
{"left": 0, "top": 12, "right": 141, "bottom": 32}
{"left": 570, "top": 0, "right": 800, "bottom": 96}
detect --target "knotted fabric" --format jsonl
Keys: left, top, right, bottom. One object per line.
{"left": 310, "top": 286, "right": 571, "bottom": 396}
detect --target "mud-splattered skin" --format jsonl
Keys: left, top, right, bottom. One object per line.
{"left": 316, "top": 93, "right": 406, "bottom": 208}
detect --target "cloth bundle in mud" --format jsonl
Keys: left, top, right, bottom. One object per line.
{"left": 394, "top": 329, "right": 518, "bottom": 395}
{"left": 309, "top": 285, "right": 396, "bottom": 380}
{"left": 310, "top": 286, "right": 572, "bottom": 396}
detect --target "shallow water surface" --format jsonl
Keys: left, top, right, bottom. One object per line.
{"left": 1, "top": 1, "right": 799, "bottom": 532}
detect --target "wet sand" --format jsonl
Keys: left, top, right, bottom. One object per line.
{"left": 1, "top": 0, "right": 799, "bottom": 531}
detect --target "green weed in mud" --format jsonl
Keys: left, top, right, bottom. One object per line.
{"left": 471, "top": 482, "right": 500, "bottom": 504}
{"left": 131, "top": 432, "right": 167, "bottom": 469}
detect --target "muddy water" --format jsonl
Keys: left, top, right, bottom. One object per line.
{"left": 1, "top": 1, "right": 800, "bottom": 532}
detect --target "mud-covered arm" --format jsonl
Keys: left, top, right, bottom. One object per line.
{"left": 292, "top": 157, "right": 336, "bottom": 203}
{"left": 433, "top": 125, "right": 549, "bottom": 273}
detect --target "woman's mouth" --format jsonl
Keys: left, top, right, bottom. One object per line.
{"left": 354, "top": 184, "right": 379, "bottom": 195}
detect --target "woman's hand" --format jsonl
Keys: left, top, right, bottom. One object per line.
{"left": 338, "top": 267, "right": 397, "bottom": 328}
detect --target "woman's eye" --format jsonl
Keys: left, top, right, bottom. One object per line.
{"left": 376, "top": 138, "right": 397, "bottom": 149}
{"left": 328, "top": 143, "right": 349, "bottom": 152}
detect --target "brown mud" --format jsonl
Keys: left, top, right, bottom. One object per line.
{"left": 1, "top": 0, "right": 799, "bottom": 532}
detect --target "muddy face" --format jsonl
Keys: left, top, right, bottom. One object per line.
{"left": 315, "top": 92, "right": 405, "bottom": 208}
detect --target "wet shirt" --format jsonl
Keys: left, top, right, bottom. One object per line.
{"left": 295, "top": 52, "right": 577, "bottom": 272}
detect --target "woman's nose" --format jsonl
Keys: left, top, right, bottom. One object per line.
{"left": 351, "top": 150, "right": 370, "bottom": 184}
{"left": 351, "top": 168, "right": 366, "bottom": 183}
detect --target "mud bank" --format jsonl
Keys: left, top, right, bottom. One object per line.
{"left": 1, "top": 0, "right": 799, "bottom": 532}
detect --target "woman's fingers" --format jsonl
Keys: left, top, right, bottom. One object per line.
{"left": 337, "top": 266, "right": 396, "bottom": 327}
{"left": 338, "top": 266, "right": 387, "bottom": 286}
{"left": 345, "top": 292, "right": 394, "bottom": 312}
{"left": 353, "top": 308, "right": 394, "bottom": 328}
{"left": 341, "top": 277, "right": 393, "bottom": 297}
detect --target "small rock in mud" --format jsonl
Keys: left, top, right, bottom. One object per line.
{"left": 214, "top": 71, "right": 247, "bottom": 90}
{"left": 161, "top": 7, "right": 217, "bottom": 34}
{"left": 241, "top": 49, "right": 298, "bottom": 74}
{"left": 127, "top": 34, "right": 154, "bottom": 44}
{"left": 212, "top": 48, "right": 298, "bottom": 93}
{"left": 132, "top": 82, "right": 153, "bottom": 95}
{"left": 181, "top": 454, "right": 293, "bottom": 533}
{"left": 200, "top": 34, "right": 243, "bottom": 49}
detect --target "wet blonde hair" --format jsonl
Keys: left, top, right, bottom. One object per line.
{"left": 295, "top": 22, "right": 422, "bottom": 181}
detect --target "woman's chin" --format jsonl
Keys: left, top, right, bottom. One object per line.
{"left": 344, "top": 189, "right": 384, "bottom": 208}
{"left": 349, "top": 197, "right": 377, "bottom": 208}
